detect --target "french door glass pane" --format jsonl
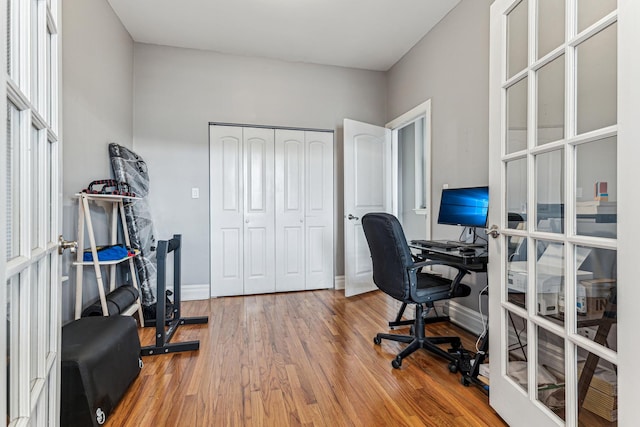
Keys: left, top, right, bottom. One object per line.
{"left": 31, "top": 0, "right": 40, "bottom": 108}
{"left": 507, "top": 0, "right": 528, "bottom": 79}
{"left": 536, "top": 240, "right": 563, "bottom": 324}
{"left": 31, "top": 126, "right": 40, "bottom": 249}
{"left": 537, "top": 327, "right": 565, "bottom": 421}
{"left": 575, "top": 137, "right": 617, "bottom": 238}
{"left": 507, "top": 236, "right": 527, "bottom": 308}
{"left": 537, "top": 0, "right": 565, "bottom": 59}
{"left": 576, "top": 348, "right": 617, "bottom": 425}
{"left": 46, "top": 28, "right": 52, "bottom": 124}
{"left": 577, "top": 0, "right": 617, "bottom": 34}
{"left": 506, "top": 78, "right": 528, "bottom": 154}
{"left": 506, "top": 311, "right": 528, "bottom": 391}
{"left": 30, "top": 264, "right": 40, "bottom": 388}
{"left": 7, "top": 102, "right": 20, "bottom": 260}
{"left": 7, "top": 276, "right": 19, "bottom": 422}
{"left": 506, "top": 158, "right": 527, "bottom": 227}
{"left": 576, "top": 245, "right": 617, "bottom": 350}
{"left": 536, "top": 150, "right": 564, "bottom": 233}
{"left": 537, "top": 55, "right": 565, "bottom": 146}
{"left": 576, "top": 23, "right": 617, "bottom": 135}
{"left": 45, "top": 255, "right": 52, "bottom": 354}
{"left": 47, "top": 140, "right": 53, "bottom": 241}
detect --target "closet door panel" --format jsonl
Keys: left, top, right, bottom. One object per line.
{"left": 243, "top": 128, "right": 275, "bottom": 294}
{"left": 275, "top": 130, "right": 306, "bottom": 291}
{"left": 305, "top": 131, "right": 334, "bottom": 289}
{"left": 210, "top": 125, "right": 244, "bottom": 296}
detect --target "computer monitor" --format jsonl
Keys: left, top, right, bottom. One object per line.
{"left": 437, "top": 186, "right": 489, "bottom": 228}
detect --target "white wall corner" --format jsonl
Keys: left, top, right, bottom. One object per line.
{"left": 181, "top": 283, "right": 211, "bottom": 301}
{"left": 334, "top": 275, "right": 345, "bottom": 290}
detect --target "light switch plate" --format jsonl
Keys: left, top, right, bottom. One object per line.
{"left": 191, "top": 188, "right": 200, "bottom": 199}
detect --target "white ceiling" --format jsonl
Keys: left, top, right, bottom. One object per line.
{"left": 107, "top": 0, "right": 460, "bottom": 71}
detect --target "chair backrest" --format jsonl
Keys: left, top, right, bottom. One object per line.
{"left": 361, "top": 213, "right": 414, "bottom": 302}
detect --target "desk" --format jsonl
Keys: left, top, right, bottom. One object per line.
{"left": 409, "top": 242, "right": 488, "bottom": 272}
{"left": 410, "top": 240, "right": 489, "bottom": 391}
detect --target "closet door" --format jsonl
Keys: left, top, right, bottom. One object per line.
{"left": 243, "top": 128, "right": 276, "bottom": 294}
{"left": 305, "top": 131, "right": 334, "bottom": 290}
{"left": 275, "top": 130, "right": 306, "bottom": 292}
{"left": 210, "top": 126, "right": 244, "bottom": 297}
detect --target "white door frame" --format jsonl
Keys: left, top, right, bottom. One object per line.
{"left": 386, "top": 99, "right": 432, "bottom": 239}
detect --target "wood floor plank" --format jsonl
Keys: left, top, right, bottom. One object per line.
{"left": 105, "top": 290, "right": 506, "bottom": 426}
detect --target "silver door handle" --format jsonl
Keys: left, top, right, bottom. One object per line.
{"left": 486, "top": 225, "right": 500, "bottom": 239}
{"left": 347, "top": 214, "right": 359, "bottom": 221}
{"left": 58, "top": 235, "right": 78, "bottom": 255}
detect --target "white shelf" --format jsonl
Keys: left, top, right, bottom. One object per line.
{"left": 73, "top": 192, "right": 145, "bottom": 326}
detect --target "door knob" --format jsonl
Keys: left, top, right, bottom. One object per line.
{"left": 347, "top": 214, "right": 359, "bottom": 221}
{"left": 58, "top": 235, "right": 78, "bottom": 255}
{"left": 486, "top": 225, "right": 500, "bottom": 239}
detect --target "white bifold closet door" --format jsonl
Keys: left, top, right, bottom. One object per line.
{"left": 210, "top": 125, "right": 334, "bottom": 297}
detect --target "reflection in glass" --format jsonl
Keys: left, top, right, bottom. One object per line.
{"left": 576, "top": 137, "right": 617, "bottom": 238}
{"left": 537, "top": 55, "right": 565, "bottom": 145}
{"left": 507, "top": 236, "right": 527, "bottom": 308}
{"left": 536, "top": 150, "right": 564, "bottom": 233}
{"left": 6, "top": 280, "right": 11, "bottom": 421}
{"left": 506, "top": 78, "right": 528, "bottom": 154}
{"left": 32, "top": 127, "right": 40, "bottom": 249}
{"left": 576, "top": 246, "right": 617, "bottom": 352}
{"left": 506, "top": 158, "right": 527, "bottom": 229}
{"left": 537, "top": 327, "right": 566, "bottom": 421}
{"left": 507, "top": 0, "right": 528, "bottom": 79}
{"left": 536, "top": 241, "right": 563, "bottom": 325}
{"left": 576, "top": 23, "right": 617, "bottom": 135}
{"left": 30, "top": 264, "right": 40, "bottom": 388}
{"left": 537, "top": 0, "right": 565, "bottom": 59}
{"left": 576, "top": 347, "right": 618, "bottom": 425}
{"left": 7, "top": 102, "right": 20, "bottom": 260}
{"left": 506, "top": 311, "right": 528, "bottom": 391}
{"left": 577, "top": 0, "right": 617, "bottom": 33}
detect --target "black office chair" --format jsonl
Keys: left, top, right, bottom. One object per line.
{"left": 362, "top": 212, "right": 472, "bottom": 369}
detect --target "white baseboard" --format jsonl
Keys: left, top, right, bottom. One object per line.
{"left": 334, "top": 275, "right": 345, "bottom": 290}
{"left": 447, "top": 301, "right": 487, "bottom": 336}
{"left": 181, "top": 283, "right": 210, "bottom": 301}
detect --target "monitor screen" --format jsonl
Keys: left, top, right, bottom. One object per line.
{"left": 437, "top": 186, "right": 489, "bottom": 228}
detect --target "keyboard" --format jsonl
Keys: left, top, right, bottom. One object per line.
{"left": 410, "top": 240, "right": 458, "bottom": 250}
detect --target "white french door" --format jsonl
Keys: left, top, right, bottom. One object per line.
{"left": 489, "top": 1, "right": 639, "bottom": 425}
{"left": 2, "top": 0, "right": 62, "bottom": 425}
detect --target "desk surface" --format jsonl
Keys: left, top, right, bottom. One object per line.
{"left": 410, "top": 240, "right": 488, "bottom": 271}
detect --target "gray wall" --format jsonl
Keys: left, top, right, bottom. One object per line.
{"left": 61, "top": 0, "right": 134, "bottom": 322}
{"left": 386, "top": 0, "right": 492, "bottom": 310}
{"left": 132, "top": 43, "right": 387, "bottom": 289}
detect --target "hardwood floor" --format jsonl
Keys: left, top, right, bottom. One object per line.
{"left": 106, "top": 290, "right": 506, "bottom": 426}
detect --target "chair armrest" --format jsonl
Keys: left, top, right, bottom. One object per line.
{"left": 407, "top": 260, "right": 470, "bottom": 301}
{"left": 409, "top": 260, "right": 470, "bottom": 276}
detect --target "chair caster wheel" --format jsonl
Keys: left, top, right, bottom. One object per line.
{"left": 461, "top": 376, "right": 470, "bottom": 387}
{"left": 392, "top": 357, "right": 402, "bottom": 369}
{"left": 373, "top": 336, "right": 382, "bottom": 345}
{"left": 448, "top": 362, "right": 459, "bottom": 373}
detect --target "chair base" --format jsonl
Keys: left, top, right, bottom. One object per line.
{"left": 375, "top": 303, "right": 462, "bottom": 369}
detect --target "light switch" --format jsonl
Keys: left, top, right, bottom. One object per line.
{"left": 191, "top": 188, "right": 200, "bottom": 199}
{"left": 443, "top": 183, "right": 449, "bottom": 189}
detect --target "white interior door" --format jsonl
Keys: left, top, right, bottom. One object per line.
{"left": 210, "top": 125, "right": 244, "bottom": 297}
{"left": 343, "top": 119, "right": 391, "bottom": 297}
{"left": 275, "top": 129, "right": 306, "bottom": 292}
{"left": 243, "top": 127, "right": 275, "bottom": 295}
{"left": 488, "top": 1, "right": 637, "bottom": 425}
{"left": 2, "top": 0, "right": 63, "bottom": 424}
{"left": 304, "top": 131, "right": 334, "bottom": 290}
